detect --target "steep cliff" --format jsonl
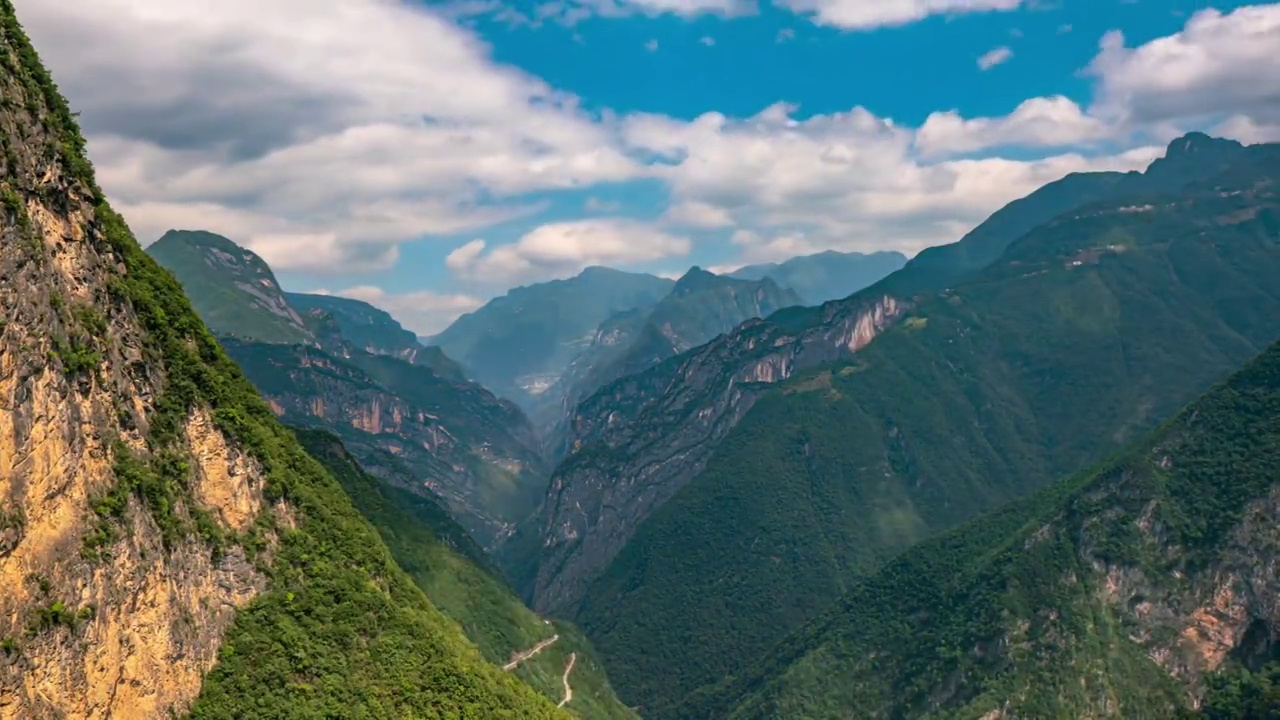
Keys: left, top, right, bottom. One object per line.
{"left": 541, "top": 268, "right": 805, "bottom": 455}
{"left": 222, "top": 338, "right": 548, "bottom": 548}
{"left": 689, "top": 336, "right": 1280, "bottom": 719}
{"left": 526, "top": 138, "right": 1280, "bottom": 715}
{"left": 146, "top": 233, "right": 548, "bottom": 549}
{"left": 0, "top": 5, "right": 561, "bottom": 717}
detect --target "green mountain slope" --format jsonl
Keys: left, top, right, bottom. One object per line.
{"left": 286, "top": 291, "right": 466, "bottom": 380}
{"left": 687, "top": 336, "right": 1280, "bottom": 719}
{"left": 146, "top": 229, "right": 313, "bottom": 344}
{"left": 558, "top": 142, "right": 1280, "bottom": 716}
{"left": 429, "top": 266, "right": 674, "bottom": 410}
{"left": 524, "top": 133, "right": 1260, "bottom": 625}
{"left": 221, "top": 338, "right": 548, "bottom": 548}
{"left": 295, "top": 429, "right": 636, "bottom": 719}
{"left": 729, "top": 250, "right": 907, "bottom": 305}
{"left": 0, "top": 4, "right": 560, "bottom": 716}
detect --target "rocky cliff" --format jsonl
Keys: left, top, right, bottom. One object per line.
{"left": 0, "top": 6, "right": 562, "bottom": 716}
{"left": 223, "top": 338, "right": 548, "bottom": 548}
{"left": 529, "top": 291, "right": 903, "bottom": 613}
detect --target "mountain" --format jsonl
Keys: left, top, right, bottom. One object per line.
{"left": 686, "top": 336, "right": 1280, "bottom": 718}
{"left": 147, "top": 229, "right": 313, "bottom": 344}
{"left": 295, "top": 429, "right": 636, "bottom": 718}
{"left": 429, "top": 266, "right": 674, "bottom": 411}
{"left": 520, "top": 135, "right": 1280, "bottom": 715}
{"left": 542, "top": 268, "right": 803, "bottom": 453}
{"left": 286, "top": 291, "right": 467, "bottom": 380}
{"left": 147, "top": 233, "right": 545, "bottom": 548}
{"left": 219, "top": 338, "right": 548, "bottom": 548}
{"left": 0, "top": 6, "right": 561, "bottom": 716}
{"left": 728, "top": 249, "right": 907, "bottom": 306}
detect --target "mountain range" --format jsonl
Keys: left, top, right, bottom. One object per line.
{"left": 514, "top": 132, "right": 1280, "bottom": 716}
{"left": 4, "top": 1, "right": 1279, "bottom": 716}
{"left": 145, "top": 230, "right": 549, "bottom": 548}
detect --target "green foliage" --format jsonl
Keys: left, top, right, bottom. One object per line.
{"left": 145, "top": 229, "right": 314, "bottom": 345}
{"left": 685, "top": 339, "right": 1280, "bottom": 719}
{"left": 1196, "top": 663, "right": 1280, "bottom": 719}
{"left": 27, "top": 600, "right": 94, "bottom": 636}
{"left": 296, "top": 428, "right": 636, "bottom": 719}
{"left": 1, "top": 6, "right": 563, "bottom": 715}
{"left": 570, "top": 149, "right": 1280, "bottom": 716}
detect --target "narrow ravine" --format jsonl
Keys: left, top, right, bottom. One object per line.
{"left": 502, "top": 634, "right": 560, "bottom": 671}
{"left": 558, "top": 653, "right": 577, "bottom": 708}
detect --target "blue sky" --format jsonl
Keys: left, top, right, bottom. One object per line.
{"left": 24, "top": 0, "right": 1280, "bottom": 332}
{"left": 318, "top": 0, "right": 1246, "bottom": 320}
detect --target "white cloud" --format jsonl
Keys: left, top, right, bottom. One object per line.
{"left": 777, "top": 0, "right": 1022, "bottom": 30}
{"left": 623, "top": 102, "right": 1162, "bottom": 258}
{"left": 977, "top": 46, "right": 1013, "bottom": 71}
{"left": 915, "top": 96, "right": 1112, "bottom": 157}
{"left": 310, "top": 285, "right": 484, "bottom": 336}
{"left": 645, "top": 38, "right": 660, "bottom": 51}
{"left": 1057, "top": 23, "right": 1072, "bottom": 33}
{"left": 1086, "top": 6, "right": 1280, "bottom": 128}
{"left": 16, "top": 0, "right": 639, "bottom": 275}
{"left": 445, "top": 219, "right": 691, "bottom": 283}
{"left": 700, "top": 35, "right": 716, "bottom": 46}
{"left": 776, "top": 28, "right": 796, "bottom": 42}
{"left": 584, "top": 196, "right": 622, "bottom": 212}
{"left": 661, "top": 200, "right": 735, "bottom": 228}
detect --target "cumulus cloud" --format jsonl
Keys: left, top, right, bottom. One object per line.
{"left": 15, "top": 0, "right": 638, "bottom": 274}
{"left": 623, "top": 102, "right": 1162, "bottom": 257}
{"left": 445, "top": 220, "right": 691, "bottom": 283}
{"left": 661, "top": 200, "right": 735, "bottom": 228}
{"left": 1086, "top": 6, "right": 1280, "bottom": 128}
{"left": 915, "top": 96, "right": 1113, "bottom": 157}
{"left": 309, "top": 285, "right": 484, "bottom": 336}
{"left": 977, "top": 46, "right": 1014, "bottom": 71}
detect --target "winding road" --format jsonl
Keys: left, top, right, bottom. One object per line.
{"left": 502, "top": 634, "right": 560, "bottom": 671}
{"left": 502, "top": 633, "right": 577, "bottom": 710}
{"left": 557, "top": 653, "right": 577, "bottom": 708}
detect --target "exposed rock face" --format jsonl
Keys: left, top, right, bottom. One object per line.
{"left": 219, "top": 338, "right": 548, "bottom": 547}
{"left": 0, "top": 35, "right": 270, "bottom": 718}
{"left": 530, "top": 294, "right": 904, "bottom": 613}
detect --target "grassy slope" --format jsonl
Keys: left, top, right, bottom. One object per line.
{"left": 573, "top": 158, "right": 1280, "bottom": 716}
{"left": 692, "top": 337, "right": 1280, "bottom": 719}
{"left": 0, "top": 4, "right": 561, "bottom": 717}
{"left": 296, "top": 429, "right": 637, "bottom": 719}
{"left": 146, "top": 229, "right": 313, "bottom": 345}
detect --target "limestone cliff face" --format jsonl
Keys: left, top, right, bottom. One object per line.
{"left": 0, "top": 80, "right": 273, "bottom": 720}
{"left": 528, "top": 293, "right": 904, "bottom": 614}
{"left": 218, "top": 338, "right": 548, "bottom": 548}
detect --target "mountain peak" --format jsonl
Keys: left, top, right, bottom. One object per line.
{"left": 1163, "top": 131, "right": 1243, "bottom": 158}
{"left": 673, "top": 265, "right": 719, "bottom": 293}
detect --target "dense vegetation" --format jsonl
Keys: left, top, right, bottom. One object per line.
{"left": 146, "top": 229, "right": 315, "bottom": 344}
{"left": 295, "top": 429, "right": 637, "bottom": 719}
{"left": 1, "top": 4, "right": 561, "bottom": 716}
{"left": 686, "top": 336, "right": 1280, "bottom": 718}
{"left": 569, "top": 145, "right": 1280, "bottom": 716}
